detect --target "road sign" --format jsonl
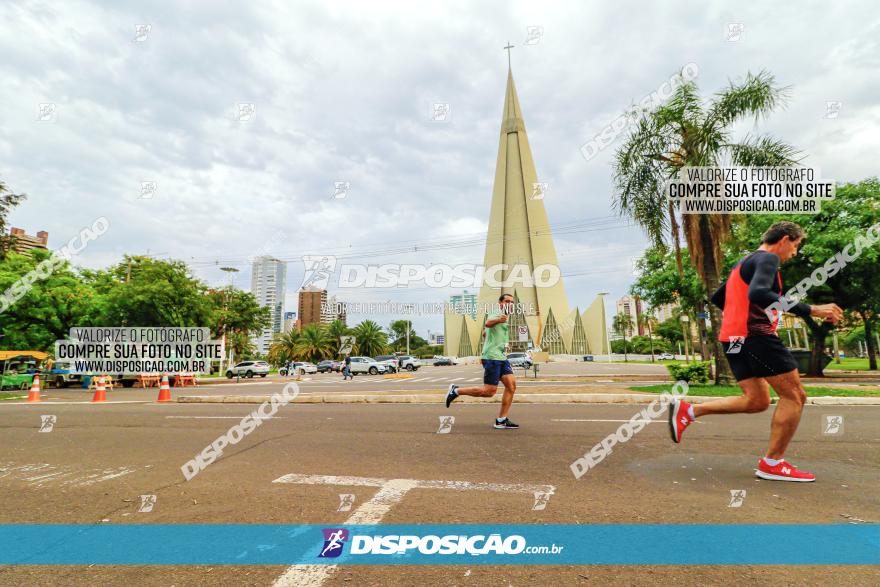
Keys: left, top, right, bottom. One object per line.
{"left": 517, "top": 325, "right": 528, "bottom": 342}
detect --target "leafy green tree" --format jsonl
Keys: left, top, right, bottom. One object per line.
{"left": 725, "top": 178, "right": 880, "bottom": 373}
{"left": 352, "top": 320, "right": 387, "bottom": 357}
{"left": 387, "top": 319, "right": 426, "bottom": 351}
{"left": 208, "top": 287, "right": 270, "bottom": 339}
{"left": 0, "top": 180, "right": 26, "bottom": 260}
{"left": 295, "top": 324, "right": 334, "bottom": 363}
{"left": 656, "top": 316, "right": 684, "bottom": 346}
{"left": 632, "top": 247, "right": 704, "bottom": 314}
{"left": 614, "top": 70, "right": 799, "bottom": 382}
{"left": 85, "top": 256, "right": 215, "bottom": 327}
{"left": 207, "top": 286, "right": 271, "bottom": 366}
{"left": 0, "top": 250, "right": 98, "bottom": 351}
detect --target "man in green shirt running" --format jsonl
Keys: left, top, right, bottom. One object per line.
{"left": 445, "top": 293, "right": 519, "bottom": 429}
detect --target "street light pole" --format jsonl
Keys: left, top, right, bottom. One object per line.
{"left": 219, "top": 267, "right": 240, "bottom": 375}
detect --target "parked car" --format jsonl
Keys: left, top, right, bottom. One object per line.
{"left": 47, "top": 360, "right": 83, "bottom": 388}
{"left": 316, "top": 360, "right": 336, "bottom": 373}
{"left": 396, "top": 355, "right": 421, "bottom": 371}
{"left": 226, "top": 361, "right": 270, "bottom": 378}
{"left": 507, "top": 352, "right": 533, "bottom": 369}
{"left": 433, "top": 356, "right": 455, "bottom": 366}
{"left": 374, "top": 355, "right": 399, "bottom": 373}
{"left": 657, "top": 353, "right": 675, "bottom": 360}
{"left": 348, "top": 356, "right": 387, "bottom": 375}
{"left": 281, "top": 362, "right": 318, "bottom": 376}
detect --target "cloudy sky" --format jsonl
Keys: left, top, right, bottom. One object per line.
{"left": 2, "top": 0, "right": 878, "bottom": 337}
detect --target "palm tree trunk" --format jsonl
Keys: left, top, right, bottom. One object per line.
{"left": 858, "top": 309, "right": 878, "bottom": 370}
{"left": 696, "top": 216, "right": 733, "bottom": 384}
{"left": 668, "top": 201, "right": 684, "bottom": 275}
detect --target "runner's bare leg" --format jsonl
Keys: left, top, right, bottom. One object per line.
{"left": 693, "top": 378, "right": 771, "bottom": 417}
{"left": 762, "top": 369, "right": 807, "bottom": 459}
{"left": 455, "top": 384, "right": 497, "bottom": 398}
{"left": 498, "top": 374, "right": 516, "bottom": 419}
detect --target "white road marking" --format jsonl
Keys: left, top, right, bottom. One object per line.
{"left": 0, "top": 462, "right": 138, "bottom": 487}
{"left": 271, "top": 473, "right": 554, "bottom": 587}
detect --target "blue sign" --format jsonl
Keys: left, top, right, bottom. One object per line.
{"left": 0, "top": 525, "right": 876, "bottom": 565}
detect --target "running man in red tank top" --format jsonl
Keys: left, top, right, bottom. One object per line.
{"left": 668, "top": 221, "right": 843, "bottom": 482}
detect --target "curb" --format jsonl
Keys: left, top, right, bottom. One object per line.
{"left": 176, "top": 393, "right": 880, "bottom": 405}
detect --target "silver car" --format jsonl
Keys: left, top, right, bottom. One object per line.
{"left": 348, "top": 356, "right": 387, "bottom": 375}
{"left": 507, "top": 352, "right": 533, "bottom": 368}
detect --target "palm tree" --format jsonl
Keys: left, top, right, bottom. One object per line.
{"left": 295, "top": 324, "right": 335, "bottom": 363}
{"left": 268, "top": 330, "right": 300, "bottom": 367}
{"left": 326, "top": 320, "right": 351, "bottom": 354}
{"left": 227, "top": 330, "right": 257, "bottom": 361}
{"left": 613, "top": 70, "right": 799, "bottom": 383}
{"left": 352, "top": 320, "right": 388, "bottom": 357}
{"left": 612, "top": 313, "right": 634, "bottom": 362}
{"left": 639, "top": 313, "right": 659, "bottom": 362}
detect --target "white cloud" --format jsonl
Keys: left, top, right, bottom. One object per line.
{"left": 2, "top": 0, "right": 878, "bottom": 335}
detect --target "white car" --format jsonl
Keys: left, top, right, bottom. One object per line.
{"left": 373, "top": 356, "right": 399, "bottom": 373}
{"left": 348, "top": 356, "right": 387, "bottom": 375}
{"left": 283, "top": 362, "right": 317, "bottom": 375}
{"left": 226, "top": 361, "right": 270, "bottom": 378}
{"left": 396, "top": 355, "right": 421, "bottom": 371}
{"left": 507, "top": 352, "right": 533, "bottom": 368}
{"left": 657, "top": 353, "right": 675, "bottom": 360}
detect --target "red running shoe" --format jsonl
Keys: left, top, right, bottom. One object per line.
{"left": 668, "top": 398, "right": 693, "bottom": 443}
{"left": 755, "top": 459, "right": 816, "bottom": 482}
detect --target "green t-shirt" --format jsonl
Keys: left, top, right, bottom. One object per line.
{"left": 482, "top": 310, "right": 509, "bottom": 360}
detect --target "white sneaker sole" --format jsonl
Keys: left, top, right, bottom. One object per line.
{"left": 755, "top": 470, "right": 815, "bottom": 482}
{"left": 669, "top": 400, "right": 683, "bottom": 443}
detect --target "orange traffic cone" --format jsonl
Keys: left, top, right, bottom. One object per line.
{"left": 91, "top": 376, "right": 107, "bottom": 403}
{"left": 27, "top": 375, "right": 41, "bottom": 402}
{"left": 156, "top": 374, "right": 172, "bottom": 402}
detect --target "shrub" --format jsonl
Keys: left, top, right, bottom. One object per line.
{"left": 667, "top": 361, "right": 710, "bottom": 383}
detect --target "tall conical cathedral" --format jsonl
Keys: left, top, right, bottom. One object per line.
{"left": 443, "top": 67, "right": 609, "bottom": 357}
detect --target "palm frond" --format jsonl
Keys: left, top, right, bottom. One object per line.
{"left": 725, "top": 135, "right": 802, "bottom": 166}
{"left": 706, "top": 70, "right": 790, "bottom": 129}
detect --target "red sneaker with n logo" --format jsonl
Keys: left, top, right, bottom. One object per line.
{"left": 755, "top": 459, "right": 816, "bottom": 482}
{"left": 668, "top": 398, "right": 693, "bottom": 443}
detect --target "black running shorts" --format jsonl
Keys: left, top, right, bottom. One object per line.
{"left": 721, "top": 335, "right": 800, "bottom": 381}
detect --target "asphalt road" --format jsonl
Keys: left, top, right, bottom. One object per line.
{"left": 21, "top": 364, "right": 673, "bottom": 403}
{"left": 0, "top": 394, "right": 878, "bottom": 586}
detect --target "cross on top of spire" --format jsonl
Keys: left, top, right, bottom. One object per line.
{"left": 504, "top": 41, "right": 514, "bottom": 68}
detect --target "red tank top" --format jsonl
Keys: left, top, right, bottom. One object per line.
{"left": 718, "top": 260, "right": 783, "bottom": 342}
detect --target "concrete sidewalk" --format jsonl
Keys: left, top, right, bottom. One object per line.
{"left": 178, "top": 391, "right": 880, "bottom": 405}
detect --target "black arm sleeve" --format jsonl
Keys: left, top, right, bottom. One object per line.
{"left": 710, "top": 282, "right": 726, "bottom": 309}
{"left": 748, "top": 253, "right": 811, "bottom": 318}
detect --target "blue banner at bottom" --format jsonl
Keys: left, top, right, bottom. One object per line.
{"left": 2, "top": 524, "right": 878, "bottom": 565}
